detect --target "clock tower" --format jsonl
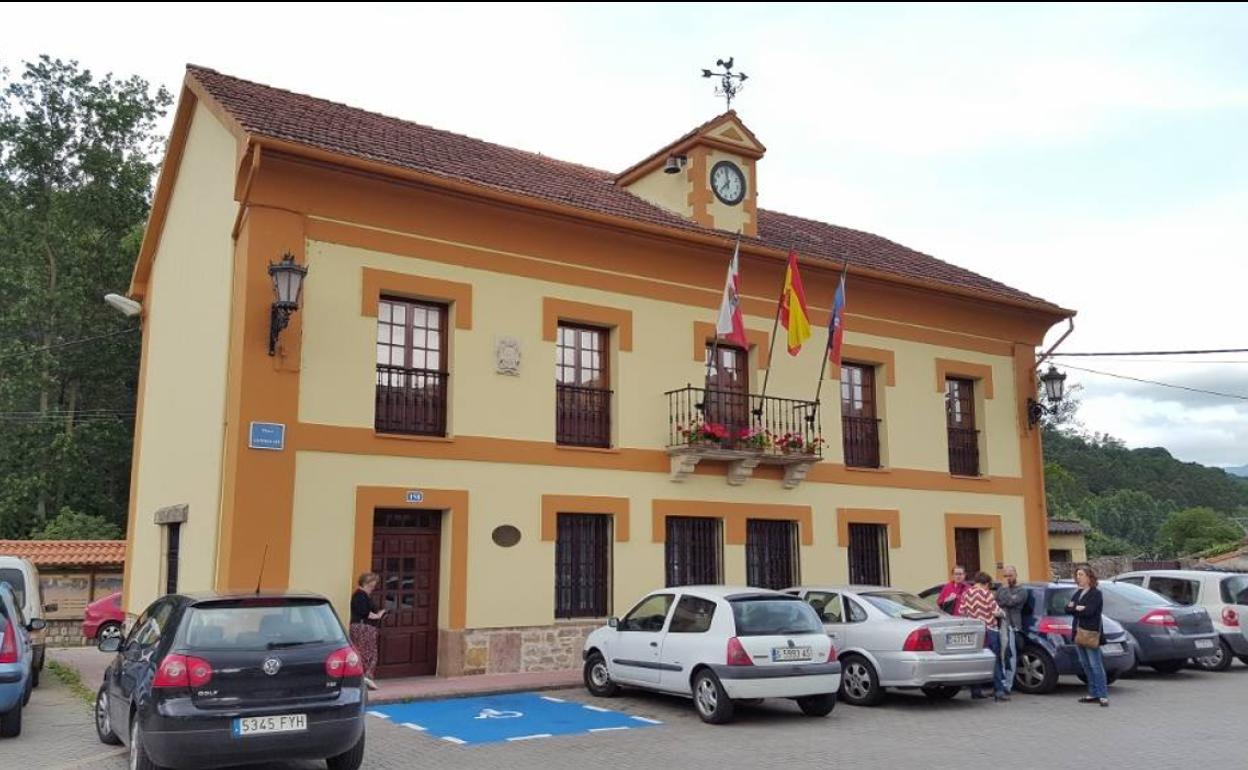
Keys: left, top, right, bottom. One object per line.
{"left": 616, "top": 112, "right": 765, "bottom": 237}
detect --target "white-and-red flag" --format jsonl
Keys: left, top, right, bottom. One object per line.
{"left": 715, "top": 236, "right": 748, "bottom": 348}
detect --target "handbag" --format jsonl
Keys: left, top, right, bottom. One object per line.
{"left": 1074, "top": 626, "right": 1100, "bottom": 649}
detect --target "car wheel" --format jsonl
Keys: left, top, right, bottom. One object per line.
{"left": 583, "top": 652, "right": 620, "bottom": 698}
{"left": 30, "top": 667, "right": 39, "bottom": 689}
{"left": 1191, "top": 639, "right": 1232, "bottom": 672}
{"left": 95, "top": 688, "right": 122, "bottom": 746}
{"left": 691, "top": 670, "right": 735, "bottom": 724}
{"left": 129, "top": 718, "right": 164, "bottom": 770}
{"left": 98, "top": 622, "right": 124, "bottom": 644}
{"left": 839, "top": 655, "right": 884, "bottom": 706}
{"left": 1150, "top": 659, "right": 1185, "bottom": 675}
{"left": 0, "top": 703, "right": 21, "bottom": 738}
{"left": 326, "top": 733, "right": 366, "bottom": 770}
{"left": 921, "top": 684, "right": 962, "bottom": 701}
{"left": 796, "top": 693, "right": 836, "bottom": 717}
{"left": 1014, "top": 646, "right": 1058, "bottom": 694}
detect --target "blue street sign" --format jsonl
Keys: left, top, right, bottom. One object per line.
{"left": 248, "top": 422, "right": 286, "bottom": 451}
{"left": 368, "top": 693, "right": 661, "bottom": 746}
{"left": 406, "top": 490, "right": 424, "bottom": 503}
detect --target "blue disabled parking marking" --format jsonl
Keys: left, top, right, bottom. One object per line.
{"left": 368, "top": 692, "right": 662, "bottom": 746}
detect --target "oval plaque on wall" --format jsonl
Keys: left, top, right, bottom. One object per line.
{"left": 491, "top": 525, "right": 522, "bottom": 548}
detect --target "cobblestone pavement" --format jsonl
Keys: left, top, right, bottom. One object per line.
{"left": 12, "top": 665, "right": 1247, "bottom": 769}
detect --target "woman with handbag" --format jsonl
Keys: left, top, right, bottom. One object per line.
{"left": 1066, "top": 565, "right": 1109, "bottom": 707}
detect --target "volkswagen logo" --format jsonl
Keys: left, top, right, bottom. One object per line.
{"left": 262, "top": 657, "right": 282, "bottom": 676}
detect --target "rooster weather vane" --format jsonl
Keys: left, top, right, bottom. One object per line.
{"left": 702, "top": 57, "right": 748, "bottom": 111}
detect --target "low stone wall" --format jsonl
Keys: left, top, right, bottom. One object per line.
{"left": 44, "top": 618, "right": 91, "bottom": 648}
{"left": 439, "top": 622, "right": 598, "bottom": 677}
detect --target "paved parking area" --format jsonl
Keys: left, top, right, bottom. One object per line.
{"left": 9, "top": 665, "right": 1246, "bottom": 768}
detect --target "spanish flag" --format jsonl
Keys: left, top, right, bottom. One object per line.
{"left": 779, "top": 250, "right": 812, "bottom": 355}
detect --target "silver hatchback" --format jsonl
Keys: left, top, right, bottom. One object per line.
{"left": 786, "top": 586, "right": 995, "bottom": 706}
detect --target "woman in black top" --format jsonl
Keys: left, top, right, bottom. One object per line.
{"left": 348, "top": 572, "right": 386, "bottom": 690}
{"left": 1066, "top": 565, "right": 1109, "bottom": 707}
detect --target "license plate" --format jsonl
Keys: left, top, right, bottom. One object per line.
{"left": 233, "top": 713, "right": 307, "bottom": 737}
{"left": 1102, "top": 643, "right": 1124, "bottom": 655}
{"left": 1195, "top": 639, "right": 1215, "bottom": 650}
{"left": 772, "top": 646, "right": 812, "bottom": 662}
{"left": 947, "top": 633, "right": 976, "bottom": 648}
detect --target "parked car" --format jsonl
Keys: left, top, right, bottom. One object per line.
{"left": 95, "top": 592, "right": 366, "bottom": 770}
{"left": 1112, "top": 569, "right": 1248, "bottom": 671}
{"left": 582, "top": 586, "right": 841, "bottom": 724}
{"left": 82, "top": 592, "right": 126, "bottom": 643}
{"left": 1012, "top": 583, "right": 1135, "bottom": 694}
{"left": 1088, "top": 580, "right": 1219, "bottom": 674}
{"left": 1, "top": 581, "right": 45, "bottom": 737}
{"left": 783, "top": 585, "right": 994, "bottom": 705}
{"left": 0, "top": 555, "right": 56, "bottom": 688}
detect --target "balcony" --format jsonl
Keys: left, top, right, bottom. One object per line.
{"left": 842, "top": 416, "right": 881, "bottom": 469}
{"left": 375, "top": 365, "right": 448, "bottom": 436}
{"left": 665, "top": 385, "right": 823, "bottom": 488}
{"left": 947, "top": 427, "right": 980, "bottom": 476}
{"left": 556, "top": 383, "right": 612, "bottom": 448}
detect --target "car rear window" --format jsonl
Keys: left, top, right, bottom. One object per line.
{"left": 182, "top": 600, "right": 347, "bottom": 651}
{"left": 1105, "top": 581, "right": 1175, "bottom": 606}
{"left": 1222, "top": 576, "right": 1248, "bottom": 605}
{"left": 862, "top": 591, "right": 939, "bottom": 618}
{"left": 1045, "top": 588, "right": 1076, "bottom": 615}
{"left": 0, "top": 569, "right": 26, "bottom": 607}
{"left": 730, "top": 597, "right": 823, "bottom": 636}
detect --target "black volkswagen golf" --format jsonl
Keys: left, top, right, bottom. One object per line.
{"left": 94, "top": 592, "right": 366, "bottom": 770}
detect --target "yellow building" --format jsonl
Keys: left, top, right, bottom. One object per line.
{"left": 122, "top": 65, "right": 1073, "bottom": 677}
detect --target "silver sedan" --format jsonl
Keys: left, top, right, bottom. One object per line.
{"left": 786, "top": 586, "right": 996, "bottom": 706}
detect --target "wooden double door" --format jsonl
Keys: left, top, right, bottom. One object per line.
{"left": 371, "top": 509, "right": 440, "bottom": 678}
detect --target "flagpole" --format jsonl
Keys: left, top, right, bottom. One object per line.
{"left": 810, "top": 259, "right": 850, "bottom": 425}
{"left": 705, "top": 231, "right": 744, "bottom": 390}
{"left": 755, "top": 251, "right": 790, "bottom": 415}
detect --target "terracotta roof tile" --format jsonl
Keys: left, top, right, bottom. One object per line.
{"left": 0, "top": 540, "right": 126, "bottom": 567}
{"left": 1047, "top": 519, "right": 1089, "bottom": 535}
{"left": 186, "top": 65, "right": 1061, "bottom": 310}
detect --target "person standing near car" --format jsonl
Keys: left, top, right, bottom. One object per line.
{"left": 349, "top": 573, "right": 386, "bottom": 691}
{"left": 995, "top": 565, "right": 1029, "bottom": 700}
{"left": 962, "top": 572, "right": 1006, "bottom": 701}
{"left": 936, "top": 566, "right": 971, "bottom": 616}
{"left": 1067, "top": 565, "right": 1109, "bottom": 707}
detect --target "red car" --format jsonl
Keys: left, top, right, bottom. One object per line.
{"left": 81, "top": 593, "right": 124, "bottom": 642}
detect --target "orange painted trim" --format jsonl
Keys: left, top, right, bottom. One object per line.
{"left": 693, "top": 321, "right": 771, "bottom": 369}
{"left": 651, "top": 500, "right": 813, "bottom": 546}
{"left": 360, "top": 267, "right": 473, "bottom": 329}
{"left": 935, "top": 358, "right": 996, "bottom": 399}
{"left": 740, "top": 157, "right": 758, "bottom": 238}
{"left": 540, "top": 495, "right": 630, "bottom": 542}
{"left": 354, "top": 486, "right": 469, "bottom": 630}
{"left": 130, "top": 87, "right": 198, "bottom": 298}
{"left": 615, "top": 113, "right": 766, "bottom": 186}
{"left": 833, "top": 345, "right": 897, "bottom": 386}
{"left": 120, "top": 315, "right": 154, "bottom": 613}
{"left": 686, "top": 146, "right": 713, "bottom": 228}
{"left": 292, "top": 421, "right": 1026, "bottom": 496}
{"left": 1014, "top": 343, "right": 1052, "bottom": 581}
{"left": 836, "top": 509, "right": 902, "bottom": 549}
{"left": 542, "top": 298, "right": 634, "bottom": 351}
{"left": 944, "top": 513, "right": 1006, "bottom": 577}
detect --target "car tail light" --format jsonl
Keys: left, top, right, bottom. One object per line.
{"left": 726, "top": 637, "right": 753, "bottom": 666}
{"left": 0, "top": 623, "right": 16, "bottom": 664}
{"left": 903, "top": 628, "right": 935, "bottom": 652}
{"left": 325, "top": 646, "right": 365, "bottom": 678}
{"left": 1141, "top": 610, "right": 1177, "bottom": 628}
{"left": 1037, "top": 617, "right": 1074, "bottom": 636}
{"left": 152, "top": 654, "right": 213, "bottom": 688}
{"left": 826, "top": 643, "right": 838, "bottom": 663}
{"left": 1222, "top": 607, "right": 1239, "bottom": 627}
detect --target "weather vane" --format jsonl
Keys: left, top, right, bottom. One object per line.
{"left": 701, "top": 57, "right": 748, "bottom": 111}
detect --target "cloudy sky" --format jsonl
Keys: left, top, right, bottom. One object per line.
{"left": 4, "top": 3, "right": 1245, "bottom": 466}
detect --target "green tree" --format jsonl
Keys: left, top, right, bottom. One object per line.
{"left": 1085, "top": 529, "right": 1134, "bottom": 558}
{"left": 0, "top": 56, "right": 170, "bottom": 539}
{"left": 1158, "top": 507, "right": 1244, "bottom": 557}
{"left": 1073, "top": 489, "right": 1176, "bottom": 556}
{"left": 31, "top": 507, "right": 122, "bottom": 540}
{"left": 1045, "top": 462, "right": 1088, "bottom": 518}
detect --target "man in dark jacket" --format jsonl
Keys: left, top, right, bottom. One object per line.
{"left": 995, "top": 565, "right": 1030, "bottom": 700}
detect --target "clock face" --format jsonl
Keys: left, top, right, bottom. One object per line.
{"left": 710, "top": 160, "right": 746, "bottom": 206}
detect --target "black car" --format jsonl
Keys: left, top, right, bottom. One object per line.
{"left": 95, "top": 592, "right": 366, "bottom": 770}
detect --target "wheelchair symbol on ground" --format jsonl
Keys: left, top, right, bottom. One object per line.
{"left": 368, "top": 692, "right": 662, "bottom": 746}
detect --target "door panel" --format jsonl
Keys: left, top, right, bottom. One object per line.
{"left": 612, "top": 593, "right": 673, "bottom": 684}
{"left": 372, "top": 510, "right": 440, "bottom": 678}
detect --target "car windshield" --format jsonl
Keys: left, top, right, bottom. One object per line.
{"left": 730, "top": 597, "right": 823, "bottom": 636}
{"left": 0, "top": 569, "right": 25, "bottom": 607}
{"left": 182, "top": 600, "right": 347, "bottom": 651}
{"left": 1221, "top": 576, "right": 1248, "bottom": 605}
{"left": 862, "top": 591, "right": 938, "bottom": 618}
{"left": 1104, "top": 582, "right": 1174, "bottom": 606}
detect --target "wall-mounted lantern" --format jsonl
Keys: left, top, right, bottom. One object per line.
{"left": 268, "top": 252, "right": 307, "bottom": 356}
{"left": 1027, "top": 364, "right": 1068, "bottom": 427}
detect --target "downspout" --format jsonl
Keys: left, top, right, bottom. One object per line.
{"left": 231, "top": 144, "right": 261, "bottom": 239}
{"left": 1035, "top": 318, "right": 1074, "bottom": 369}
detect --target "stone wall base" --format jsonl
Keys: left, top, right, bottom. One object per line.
{"left": 44, "top": 618, "right": 91, "bottom": 648}
{"left": 438, "top": 622, "right": 598, "bottom": 677}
